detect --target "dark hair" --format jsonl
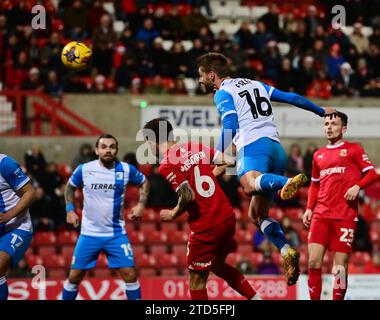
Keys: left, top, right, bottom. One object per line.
{"left": 196, "top": 52, "right": 231, "bottom": 78}
{"left": 95, "top": 133, "right": 118, "bottom": 148}
{"left": 325, "top": 111, "right": 348, "bottom": 126}
{"left": 143, "top": 118, "right": 174, "bottom": 144}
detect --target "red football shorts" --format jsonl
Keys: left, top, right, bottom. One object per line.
{"left": 308, "top": 215, "right": 357, "bottom": 253}
{"left": 187, "top": 215, "right": 237, "bottom": 271}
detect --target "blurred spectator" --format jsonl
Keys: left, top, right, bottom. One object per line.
{"left": 30, "top": 186, "right": 54, "bottom": 232}
{"left": 253, "top": 21, "right": 276, "bottom": 53}
{"left": 304, "top": 5, "right": 323, "bottom": 37}
{"left": 132, "top": 40, "right": 154, "bottom": 78}
{"left": 289, "top": 20, "right": 312, "bottom": 55}
{"left": 8, "top": 258, "right": 32, "bottom": 278}
{"left": 349, "top": 22, "right": 370, "bottom": 55}
{"left": 365, "top": 43, "right": 380, "bottom": 77}
{"left": 259, "top": 3, "right": 281, "bottom": 39}
{"left": 169, "top": 42, "right": 188, "bottom": 77}
{"left": 92, "top": 14, "right": 117, "bottom": 76}
{"left": 326, "top": 43, "right": 345, "bottom": 80}
{"left": 21, "top": 67, "right": 44, "bottom": 91}
{"left": 151, "top": 37, "right": 171, "bottom": 77}
{"left": 136, "top": 18, "right": 160, "bottom": 48}
{"left": 183, "top": 6, "right": 209, "bottom": 39}
{"left": 287, "top": 143, "right": 304, "bottom": 176}
{"left": 147, "top": 165, "right": 178, "bottom": 208}
{"left": 87, "top": 0, "right": 107, "bottom": 33}
{"left": 63, "top": 0, "right": 88, "bottom": 39}
{"left": 45, "top": 70, "right": 63, "bottom": 96}
{"left": 186, "top": 38, "right": 206, "bottom": 78}
{"left": 362, "top": 78, "right": 380, "bottom": 97}
{"left": 369, "top": 26, "right": 380, "bottom": 49}
{"left": 64, "top": 74, "right": 88, "bottom": 93}
{"left": 296, "top": 56, "right": 317, "bottom": 94}
{"left": 353, "top": 214, "right": 372, "bottom": 252}
{"left": 354, "top": 58, "right": 371, "bottom": 94}
{"left": 115, "top": 55, "right": 139, "bottom": 93}
{"left": 123, "top": 152, "right": 139, "bottom": 167}
{"left": 257, "top": 252, "right": 280, "bottom": 275}
{"left": 71, "top": 143, "right": 95, "bottom": 168}
{"left": 262, "top": 41, "right": 281, "bottom": 81}
{"left": 326, "top": 28, "right": 352, "bottom": 56}
{"left": 170, "top": 76, "right": 188, "bottom": 95}
{"left": 24, "top": 145, "right": 47, "bottom": 183}
{"left": 91, "top": 74, "right": 107, "bottom": 93}
{"left": 131, "top": 77, "right": 143, "bottom": 94}
{"left": 363, "top": 251, "right": 380, "bottom": 273}
{"left": 234, "top": 21, "right": 254, "bottom": 51}
{"left": 331, "top": 62, "right": 357, "bottom": 96}
{"left": 217, "top": 175, "right": 242, "bottom": 209}
{"left": 162, "top": 6, "right": 185, "bottom": 40}
{"left": 281, "top": 216, "right": 300, "bottom": 248}
{"left": 237, "top": 59, "right": 256, "bottom": 80}
{"left": 237, "top": 256, "right": 256, "bottom": 275}
{"left": 41, "top": 32, "right": 63, "bottom": 72}
{"left": 145, "top": 75, "right": 169, "bottom": 94}
{"left": 277, "top": 58, "right": 297, "bottom": 92}
{"left": 303, "top": 143, "right": 318, "bottom": 181}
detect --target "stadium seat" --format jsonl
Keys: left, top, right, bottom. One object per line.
{"left": 237, "top": 243, "right": 253, "bottom": 255}
{"left": 167, "top": 230, "right": 188, "bottom": 244}
{"left": 48, "top": 269, "right": 67, "bottom": 279}
{"left": 150, "top": 244, "right": 169, "bottom": 256}
{"left": 160, "top": 222, "right": 178, "bottom": 233}
{"left": 61, "top": 246, "right": 75, "bottom": 266}
{"left": 284, "top": 208, "right": 303, "bottom": 220}
{"left": 44, "top": 254, "right": 66, "bottom": 269}
{"left": 145, "top": 230, "right": 168, "bottom": 245}
{"left": 128, "top": 230, "right": 145, "bottom": 244}
{"left": 160, "top": 267, "right": 179, "bottom": 276}
{"left": 125, "top": 222, "right": 136, "bottom": 234}
{"left": 57, "top": 230, "right": 78, "bottom": 246}
{"left": 271, "top": 251, "right": 282, "bottom": 266}
{"left": 370, "top": 221, "right": 380, "bottom": 243}
{"left": 226, "top": 252, "right": 242, "bottom": 266}
{"left": 25, "top": 254, "right": 43, "bottom": 268}
{"left": 132, "top": 244, "right": 146, "bottom": 257}
{"left": 234, "top": 228, "right": 252, "bottom": 244}
{"left": 156, "top": 253, "right": 179, "bottom": 268}
{"left": 351, "top": 251, "right": 371, "bottom": 266}
{"left": 245, "top": 252, "right": 264, "bottom": 265}
{"left": 135, "top": 253, "right": 156, "bottom": 268}
{"left": 233, "top": 6, "right": 252, "bottom": 20}
{"left": 268, "top": 207, "right": 284, "bottom": 221}
{"left": 33, "top": 231, "right": 57, "bottom": 247}
{"left": 38, "top": 246, "right": 57, "bottom": 259}
{"left": 139, "top": 221, "right": 158, "bottom": 233}
{"left": 142, "top": 208, "right": 159, "bottom": 222}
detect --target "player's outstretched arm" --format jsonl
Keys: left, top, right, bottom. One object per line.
{"left": 160, "top": 182, "right": 195, "bottom": 221}
{"left": 129, "top": 179, "right": 150, "bottom": 221}
{"left": 0, "top": 182, "right": 35, "bottom": 224}
{"left": 344, "top": 169, "right": 379, "bottom": 201}
{"left": 270, "top": 88, "right": 335, "bottom": 116}
{"left": 64, "top": 182, "right": 80, "bottom": 227}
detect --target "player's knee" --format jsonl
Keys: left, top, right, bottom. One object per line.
{"left": 308, "top": 257, "right": 323, "bottom": 269}
{"left": 121, "top": 267, "right": 137, "bottom": 282}
{"left": 189, "top": 271, "right": 207, "bottom": 290}
{"left": 68, "top": 271, "right": 85, "bottom": 284}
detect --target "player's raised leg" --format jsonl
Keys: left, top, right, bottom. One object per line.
{"left": 62, "top": 269, "right": 87, "bottom": 300}
{"left": 249, "top": 195, "right": 300, "bottom": 286}
{"left": 332, "top": 252, "right": 350, "bottom": 300}
{"left": 307, "top": 243, "right": 325, "bottom": 300}
{"left": 189, "top": 269, "right": 209, "bottom": 300}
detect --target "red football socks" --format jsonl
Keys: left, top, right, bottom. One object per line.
{"left": 308, "top": 268, "right": 322, "bottom": 300}
{"left": 214, "top": 264, "right": 257, "bottom": 300}
{"left": 190, "top": 288, "right": 208, "bottom": 300}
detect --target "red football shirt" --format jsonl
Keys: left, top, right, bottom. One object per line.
{"left": 311, "top": 141, "right": 374, "bottom": 221}
{"left": 159, "top": 143, "right": 234, "bottom": 233}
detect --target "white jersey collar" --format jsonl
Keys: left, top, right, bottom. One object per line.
{"left": 326, "top": 141, "right": 345, "bottom": 149}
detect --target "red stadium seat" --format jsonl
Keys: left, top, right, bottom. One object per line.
{"left": 160, "top": 222, "right": 179, "bottom": 233}
{"left": 57, "top": 230, "right": 78, "bottom": 246}
{"left": 125, "top": 222, "right": 136, "bottom": 234}
{"left": 269, "top": 207, "right": 284, "bottom": 221}
{"left": 44, "top": 254, "right": 66, "bottom": 269}
{"left": 226, "top": 253, "right": 242, "bottom": 267}
{"left": 139, "top": 222, "right": 158, "bottom": 233}
{"left": 271, "top": 251, "right": 282, "bottom": 266}
{"left": 237, "top": 244, "right": 253, "bottom": 255}
{"left": 351, "top": 252, "right": 371, "bottom": 266}
{"left": 145, "top": 230, "right": 168, "bottom": 245}
{"left": 284, "top": 208, "right": 303, "bottom": 220}
{"left": 167, "top": 230, "right": 188, "bottom": 244}
{"left": 245, "top": 252, "right": 264, "bottom": 266}
{"left": 33, "top": 231, "right": 57, "bottom": 247}
{"left": 135, "top": 253, "right": 156, "bottom": 268}
{"left": 156, "top": 253, "right": 178, "bottom": 268}
{"left": 132, "top": 244, "right": 146, "bottom": 257}
{"left": 150, "top": 244, "right": 169, "bottom": 255}
{"left": 160, "top": 267, "right": 179, "bottom": 276}
{"left": 234, "top": 229, "right": 252, "bottom": 244}
{"left": 38, "top": 246, "right": 57, "bottom": 259}
{"left": 49, "top": 269, "right": 67, "bottom": 279}
{"left": 128, "top": 230, "right": 145, "bottom": 244}
{"left": 25, "top": 254, "right": 44, "bottom": 268}
{"left": 142, "top": 208, "right": 159, "bottom": 222}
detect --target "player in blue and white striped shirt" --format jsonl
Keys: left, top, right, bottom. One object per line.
{"left": 61, "top": 134, "right": 149, "bottom": 300}
{"left": 0, "top": 154, "right": 35, "bottom": 300}
{"left": 197, "top": 53, "right": 335, "bottom": 286}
